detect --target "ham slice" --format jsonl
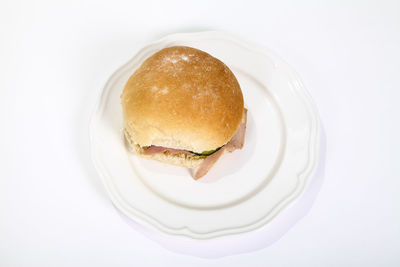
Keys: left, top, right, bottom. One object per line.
{"left": 143, "top": 145, "right": 193, "bottom": 155}
{"left": 193, "top": 147, "right": 226, "bottom": 180}
{"left": 142, "top": 108, "right": 248, "bottom": 180}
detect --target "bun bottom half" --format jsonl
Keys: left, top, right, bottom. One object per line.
{"left": 124, "top": 130, "right": 206, "bottom": 169}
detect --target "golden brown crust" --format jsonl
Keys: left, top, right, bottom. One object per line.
{"left": 121, "top": 46, "right": 244, "bottom": 153}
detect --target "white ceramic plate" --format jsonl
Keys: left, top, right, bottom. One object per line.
{"left": 90, "top": 31, "right": 320, "bottom": 239}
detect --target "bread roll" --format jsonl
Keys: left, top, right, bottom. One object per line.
{"left": 121, "top": 46, "right": 244, "bottom": 167}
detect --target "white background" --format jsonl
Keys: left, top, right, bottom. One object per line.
{"left": 1, "top": 0, "right": 399, "bottom": 266}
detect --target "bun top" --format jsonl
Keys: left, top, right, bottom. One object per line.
{"left": 121, "top": 46, "right": 244, "bottom": 153}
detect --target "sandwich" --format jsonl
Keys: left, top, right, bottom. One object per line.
{"left": 121, "top": 46, "right": 247, "bottom": 180}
